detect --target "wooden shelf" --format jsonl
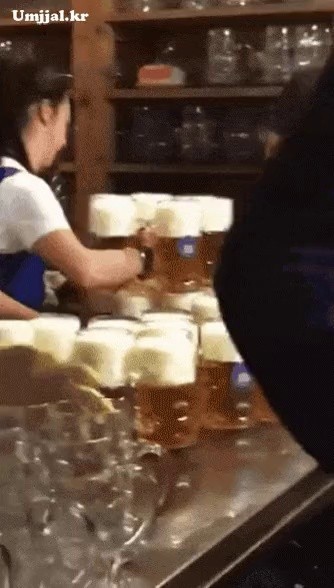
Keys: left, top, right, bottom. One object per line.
{"left": 110, "top": 85, "right": 283, "bottom": 100}
{"left": 108, "top": 1, "right": 334, "bottom": 27}
{"left": 111, "top": 163, "right": 262, "bottom": 175}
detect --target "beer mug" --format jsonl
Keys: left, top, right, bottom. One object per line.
{"left": 70, "top": 327, "right": 135, "bottom": 401}
{"left": 200, "top": 197, "right": 233, "bottom": 286}
{"left": 142, "top": 309, "right": 199, "bottom": 347}
{"left": 31, "top": 314, "right": 80, "bottom": 366}
{"left": 191, "top": 288, "right": 221, "bottom": 325}
{"left": 112, "top": 280, "right": 159, "bottom": 320}
{"left": 132, "top": 192, "right": 172, "bottom": 228}
{"left": 161, "top": 290, "right": 200, "bottom": 313}
{"left": 200, "top": 321, "right": 255, "bottom": 431}
{"left": 127, "top": 323, "right": 206, "bottom": 449}
{"left": 87, "top": 315, "right": 141, "bottom": 335}
{"left": 155, "top": 197, "right": 204, "bottom": 292}
{"left": 0, "top": 320, "right": 34, "bottom": 348}
{"left": 89, "top": 194, "right": 136, "bottom": 249}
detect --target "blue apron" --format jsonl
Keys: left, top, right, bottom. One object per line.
{"left": 0, "top": 167, "right": 45, "bottom": 311}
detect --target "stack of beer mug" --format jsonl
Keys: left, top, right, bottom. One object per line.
{"left": 0, "top": 319, "right": 169, "bottom": 587}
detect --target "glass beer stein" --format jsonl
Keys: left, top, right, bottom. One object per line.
{"left": 155, "top": 197, "right": 204, "bottom": 292}
{"left": 191, "top": 288, "right": 221, "bottom": 325}
{"left": 70, "top": 327, "right": 136, "bottom": 401}
{"left": 127, "top": 323, "right": 206, "bottom": 449}
{"left": 142, "top": 309, "right": 199, "bottom": 347}
{"left": 200, "top": 197, "right": 233, "bottom": 286}
{"left": 132, "top": 192, "right": 172, "bottom": 229}
{"left": 89, "top": 194, "right": 137, "bottom": 249}
{"left": 0, "top": 320, "right": 34, "bottom": 348}
{"left": 112, "top": 280, "right": 160, "bottom": 320}
{"left": 200, "top": 321, "right": 256, "bottom": 431}
{"left": 31, "top": 314, "right": 81, "bottom": 367}
{"left": 87, "top": 316, "right": 141, "bottom": 335}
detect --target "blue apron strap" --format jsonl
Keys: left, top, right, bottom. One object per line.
{"left": 0, "top": 166, "right": 46, "bottom": 311}
{"left": 0, "top": 167, "right": 23, "bottom": 181}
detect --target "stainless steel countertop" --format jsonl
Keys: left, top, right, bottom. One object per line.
{"left": 132, "top": 426, "right": 330, "bottom": 588}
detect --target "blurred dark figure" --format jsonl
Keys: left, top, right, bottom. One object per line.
{"left": 263, "top": 70, "right": 320, "bottom": 160}
{"left": 214, "top": 51, "right": 334, "bottom": 473}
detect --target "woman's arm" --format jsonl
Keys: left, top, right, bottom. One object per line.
{"left": 7, "top": 175, "right": 153, "bottom": 291}
{"left": 33, "top": 229, "right": 146, "bottom": 290}
{"left": 0, "top": 290, "right": 38, "bottom": 319}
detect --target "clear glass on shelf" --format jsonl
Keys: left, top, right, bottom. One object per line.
{"left": 131, "top": 0, "right": 165, "bottom": 11}
{"left": 207, "top": 28, "right": 243, "bottom": 86}
{"left": 216, "top": 0, "right": 257, "bottom": 6}
{"left": 294, "top": 24, "right": 333, "bottom": 73}
{"left": 129, "top": 106, "right": 176, "bottom": 164}
{"left": 222, "top": 108, "right": 262, "bottom": 163}
{"left": 0, "top": 39, "right": 12, "bottom": 54}
{"left": 177, "top": 105, "right": 216, "bottom": 162}
{"left": 262, "top": 26, "right": 292, "bottom": 84}
{"left": 181, "top": 0, "right": 214, "bottom": 8}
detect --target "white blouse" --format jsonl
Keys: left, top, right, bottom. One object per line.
{"left": 0, "top": 156, "right": 70, "bottom": 254}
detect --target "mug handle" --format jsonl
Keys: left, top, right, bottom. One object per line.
{"left": 136, "top": 440, "right": 173, "bottom": 513}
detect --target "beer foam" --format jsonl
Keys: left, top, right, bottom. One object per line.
{"left": 201, "top": 321, "right": 242, "bottom": 363}
{"left": 161, "top": 292, "right": 199, "bottom": 313}
{"left": 31, "top": 315, "right": 80, "bottom": 363}
{"left": 127, "top": 332, "right": 196, "bottom": 386}
{"left": 132, "top": 193, "right": 172, "bottom": 224}
{"left": 155, "top": 199, "right": 202, "bottom": 238}
{"left": 112, "top": 289, "right": 153, "bottom": 319}
{"left": 192, "top": 291, "right": 221, "bottom": 324}
{"left": 87, "top": 318, "right": 141, "bottom": 335}
{"left": 0, "top": 320, "right": 34, "bottom": 348}
{"left": 71, "top": 328, "right": 135, "bottom": 388}
{"left": 89, "top": 194, "right": 136, "bottom": 237}
{"left": 142, "top": 311, "right": 199, "bottom": 346}
{"left": 202, "top": 197, "right": 233, "bottom": 233}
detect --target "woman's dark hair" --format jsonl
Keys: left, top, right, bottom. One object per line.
{"left": 0, "top": 41, "right": 72, "bottom": 172}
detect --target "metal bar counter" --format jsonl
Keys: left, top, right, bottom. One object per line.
{"left": 133, "top": 426, "right": 334, "bottom": 588}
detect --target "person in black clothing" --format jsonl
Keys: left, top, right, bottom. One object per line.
{"left": 214, "top": 51, "right": 334, "bottom": 473}
{"left": 263, "top": 70, "right": 320, "bottom": 159}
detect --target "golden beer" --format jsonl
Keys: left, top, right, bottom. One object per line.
{"left": 200, "top": 197, "right": 233, "bottom": 286}
{"left": 155, "top": 198, "right": 204, "bottom": 292}
{"left": 200, "top": 321, "right": 255, "bottom": 431}
{"left": 127, "top": 325, "right": 205, "bottom": 449}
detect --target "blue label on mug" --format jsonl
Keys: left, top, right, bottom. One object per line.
{"left": 231, "top": 363, "right": 254, "bottom": 391}
{"left": 177, "top": 236, "right": 197, "bottom": 259}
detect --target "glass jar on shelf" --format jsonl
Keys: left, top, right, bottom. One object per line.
{"left": 207, "top": 28, "right": 243, "bottom": 86}
{"left": 222, "top": 108, "right": 262, "bottom": 163}
{"left": 0, "top": 39, "right": 12, "bottom": 54}
{"left": 181, "top": 0, "right": 214, "bottom": 8}
{"left": 177, "top": 105, "right": 216, "bottom": 163}
{"left": 262, "top": 26, "right": 292, "bottom": 84}
{"left": 129, "top": 106, "right": 176, "bottom": 164}
{"left": 294, "top": 24, "right": 333, "bottom": 73}
{"left": 131, "top": 0, "right": 165, "bottom": 11}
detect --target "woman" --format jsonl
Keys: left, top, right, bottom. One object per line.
{"left": 214, "top": 52, "right": 334, "bottom": 473}
{"left": 0, "top": 43, "right": 154, "bottom": 320}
